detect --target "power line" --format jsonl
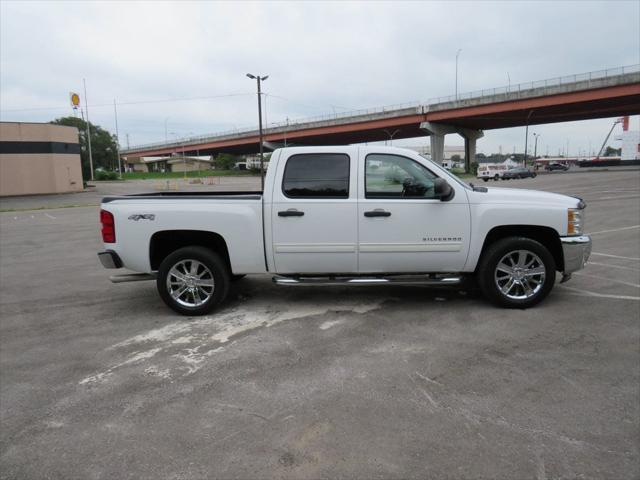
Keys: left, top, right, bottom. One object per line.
{"left": 0, "top": 92, "right": 253, "bottom": 113}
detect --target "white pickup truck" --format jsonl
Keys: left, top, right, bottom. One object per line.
{"left": 98, "top": 146, "right": 591, "bottom": 315}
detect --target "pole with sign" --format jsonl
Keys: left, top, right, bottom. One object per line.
{"left": 82, "top": 79, "right": 95, "bottom": 181}
{"left": 70, "top": 92, "right": 80, "bottom": 117}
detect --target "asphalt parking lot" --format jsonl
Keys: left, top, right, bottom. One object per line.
{"left": 1, "top": 170, "right": 639, "bottom": 479}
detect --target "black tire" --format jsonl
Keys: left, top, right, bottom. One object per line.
{"left": 476, "top": 237, "right": 556, "bottom": 308}
{"left": 494, "top": 174, "right": 500, "bottom": 181}
{"left": 230, "top": 274, "right": 246, "bottom": 281}
{"left": 482, "top": 178, "right": 489, "bottom": 182}
{"left": 531, "top": 173, "right": 537, "bottom": 178}
{"left": 157, "top": 246, "right": 230, "bottom": 316}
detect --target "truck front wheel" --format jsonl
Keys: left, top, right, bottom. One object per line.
{"left": 157, "top": 246, "right": 230, "bottom": 316}
{"left": 477, "top": 237, "right": 556, "bottom": 308}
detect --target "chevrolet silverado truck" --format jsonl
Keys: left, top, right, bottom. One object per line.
{"left": 98, "top": 146, "right": 591, "bottom": 315}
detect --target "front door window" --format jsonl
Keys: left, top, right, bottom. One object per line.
{"left": 365, "top": 154, "right": 437, "bottom": 199}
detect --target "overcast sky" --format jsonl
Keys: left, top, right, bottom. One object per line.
{"left": 1, "top": 0, "right": 638, "bottom": 155}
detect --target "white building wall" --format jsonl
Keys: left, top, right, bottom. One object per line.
{"left": 621, "top": 130, "right": 640, "bottom": 160}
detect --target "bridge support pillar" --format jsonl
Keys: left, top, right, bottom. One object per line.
{"left": 461, "top": 130, "right": 484, "bottom": 173}
{"left": 420, "top": 122, "right": 483, "bottom": 173}
{"left": 429, "top": 133, "right": 446, "bottom": 165}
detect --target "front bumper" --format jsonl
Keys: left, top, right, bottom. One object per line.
{"left": 560, "top": 235, "right": 592, "bottom": 274}
{"left": 98, "top": 250, "right": 123, "bottom": 269}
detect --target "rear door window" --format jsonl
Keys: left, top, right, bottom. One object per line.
{"left": 282, "top": 153, "right": 350, "bottom": 198}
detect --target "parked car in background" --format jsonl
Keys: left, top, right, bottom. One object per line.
{"left": 477, "top": 163, "right": 508, "bottom": 182}
{"left": 502, "top": 166, "right": 537, "bottom": 180}
{"left": 545, "top": 162, "right": 570, "bottom": 172}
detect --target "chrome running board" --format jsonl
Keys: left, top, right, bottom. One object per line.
{"left": 273, "top": 274, "right": 463, "bottom": 287}
{"left": 110, "top": 273, "right": 157, "bottom": 283}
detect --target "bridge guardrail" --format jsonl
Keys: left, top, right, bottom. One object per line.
{"left": 123, "top": 64, "right": 640, "bottom": 153}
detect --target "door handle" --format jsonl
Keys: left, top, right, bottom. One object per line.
{"left": 278, "top": 209, "right": 305, "bottom": 217}
{"left": 364, "top": 210, "right": 391, "bottom": 217}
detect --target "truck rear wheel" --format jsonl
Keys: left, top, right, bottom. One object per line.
{"left": 157, "top": 246, "right": 230, "bottom": 316}
{"left": 477, "top": 237, "right": 556, "bottom": 308}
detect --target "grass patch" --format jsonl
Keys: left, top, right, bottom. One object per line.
{"left": 122, "top": 170, "right": 257, "bottom": 180}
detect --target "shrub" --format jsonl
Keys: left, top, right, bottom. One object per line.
{"left": 95, "top": 170, "right": 118, "bottom": 181}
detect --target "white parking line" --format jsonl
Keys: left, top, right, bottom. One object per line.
{"left": 591, "top": 252, "right": 640, "bottom": 261}
{"left": 559, "top": 285, "right": 640, "bottom": 301}
{"left": 589, "top": 225, "right": 640, "bottom": 235}
{"left": 574, "top": 272, "right": 640, "bottom": 288}
{"left": 43, "top": 213, "right": 56, "bottom": 219}
{"left": 588, "top": 262, "right": 640, "bottom": 272}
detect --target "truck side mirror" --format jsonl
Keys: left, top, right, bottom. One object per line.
{"left": 434, "top": 178, "right": 454, "bottom": 201}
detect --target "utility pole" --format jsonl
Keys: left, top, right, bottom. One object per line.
{"left": 113, "top": 99, "right": 122, "bottom": 179}
{"left": 183, "top": 140, "right": 187, "bottom": 180}
{"left": 455, "top": 49, "right": 462, "bottom": 100}
{"left": 246, "top": 73, "right": 269, "bottom": 190}
{"left": 83, "top": 79, "right": 94, "bottom": 181}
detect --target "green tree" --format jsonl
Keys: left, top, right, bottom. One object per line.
{"left": 604, "top": 146, "right": 622, "bottom": 157}
{"left": 214, "top": 153, "right": 239, "bottom": 170}
{"left": 51, "top": 116, "right": 119, "bottom": 180}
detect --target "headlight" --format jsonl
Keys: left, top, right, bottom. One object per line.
{"left": 567, "top": 208, "right": 584, "bottom": 235}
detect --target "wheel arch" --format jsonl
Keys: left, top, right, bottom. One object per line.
{"left": 149, "top": 230, "right": 231, "bottom": 272}
{"left": 478, "top": 225, "right": 564, "bottom": 272}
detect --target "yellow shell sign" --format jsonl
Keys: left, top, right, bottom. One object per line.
{"left": 70, "top": 92, "right": 81, "bottom": 108}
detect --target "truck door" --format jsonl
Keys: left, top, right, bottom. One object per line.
{"left": 357, "top": 151, "right": 471, "bottom": 273}
{"left": 271, "top": 149, "right": 358, "bottom": 274}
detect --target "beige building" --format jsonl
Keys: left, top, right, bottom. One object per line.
{"left": 0, "top": 122, "right": 83, "bottom": 196}
{"left": 124, "top": 155, "right": 214, "bottom": 173}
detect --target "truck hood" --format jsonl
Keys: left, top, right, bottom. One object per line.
{"left": 469, "top": 186, "right": 581, "bottom": 208}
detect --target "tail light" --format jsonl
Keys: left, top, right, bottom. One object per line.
{"left": 100, "top": 209, "right": 116, "bottom": 243}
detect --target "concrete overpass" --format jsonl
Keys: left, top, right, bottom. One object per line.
{"left": 122, "top": 65, "right": 640, "bottom": 169}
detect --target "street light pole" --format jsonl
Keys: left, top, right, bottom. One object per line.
{"left": 384, "top": 128, "right": 400, "bottom": 146}
{"left": 523, "top": 110, "right": 534, "bottom": 167}
{"left": 246, "top": 73, "right": 269, "bottom": 190}
{"left": 455, "top": 49, "right": 462, "bottom": 100}
{"left": 533, "top": 133, "right": 540, "bottom": 161}
{"left": 284, "top": 117, "right": 289, "bottom": 147}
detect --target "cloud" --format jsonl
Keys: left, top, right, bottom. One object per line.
{"left": 1, "top": 0, "right": 638, "bottom": 153}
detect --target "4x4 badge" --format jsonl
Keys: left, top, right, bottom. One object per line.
{"left": 128, "top": 214, "right": 155, "bottom": 221}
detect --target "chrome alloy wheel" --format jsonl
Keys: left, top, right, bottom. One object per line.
{"left": 166, "top": 259, "right": 215, "bottom": 307}
{"left": 494, "top": 249, "right": 546, "bottom": 300}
